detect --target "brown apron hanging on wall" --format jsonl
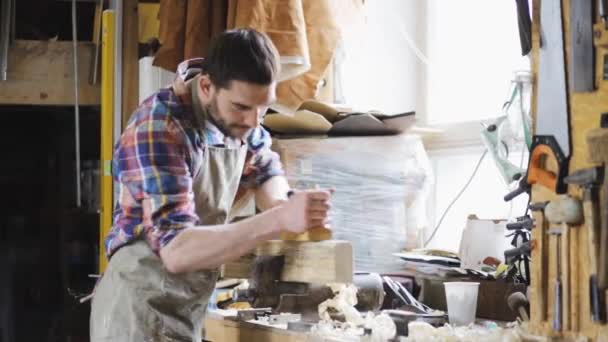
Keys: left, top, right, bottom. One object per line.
{"left": 154, "top": 0, "right": 228, "bottom": 72}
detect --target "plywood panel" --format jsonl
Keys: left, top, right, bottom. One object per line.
{"left": 0, "top": 40, "right": 100, "bottom": 105}
{"left": 528, "top": 0, "right": 608, "bottom": 339}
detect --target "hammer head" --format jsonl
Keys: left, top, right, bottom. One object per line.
{"left": 587, "top": 128, "right": 608, "bottom": 164}
{"left": 507, "top": 292, "right": 529, "bottom": 312}
{"left": 564, "top": 167, "right": 603, "bottom": 188}
{"left": 507, "top": 292, "right": 530, "bottom": 321}
{"left": 545, "top": 195, "right": 583, "bottom": 225}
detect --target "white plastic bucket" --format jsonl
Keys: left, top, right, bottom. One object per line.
{"left": 444, "top": 282, "right": 480, "bottom": 326}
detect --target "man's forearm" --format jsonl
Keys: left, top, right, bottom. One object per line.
{"left": 159, "top": 205, "right": 284, "bottom": 273}
{"left": 255, "top": 176, "right": 290, "bottom": 211}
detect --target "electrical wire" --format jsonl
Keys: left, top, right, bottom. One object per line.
{"left": 424, "top": 150, "right": 488, "bottom": 247}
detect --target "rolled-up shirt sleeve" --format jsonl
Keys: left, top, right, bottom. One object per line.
{"left": 240, "top": 126, "right": 285, "bottom": 188}
{"left": 108, "top": 99, "right": 199, "bottom": 255}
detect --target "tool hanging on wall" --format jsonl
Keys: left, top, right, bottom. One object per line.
{"left": 546, "top": 225, "right": 564, "bottom": 332}
{"left": 564, "top": 167, "right": 605, "bottom": 322}
{"left": 529, "top": 201, "right": 549, "bottom": 321}
{"left": 530, "top": 0, "right": 571, "bottom": 193}
{"left": 545, "top": 196, "right": 584, "bottom": 332}
{"left": 569, "top": 0, "right": 594, "bottom": 92}
{"left": 505, "top": 0, "right": 571, "bottom": 202}
{"left": 515, "top": 0, "right": 532, "bottom": 56}
{"left": 599, "top": 0, "right": 608, "bottom": 26}
{"left": 481, "top": 71, "right": 533, "bottom": 187}
{"left": 586, "top": 114, "right": 608, "bottom": 291}
{"left": 594, "top": 0, "right": 608, "bottom": 80}
{"left": 504, "top": 215, "right": 533, "bottom": 285}
{"left": 508, "top": 292, "right": 530, "bottom": 321}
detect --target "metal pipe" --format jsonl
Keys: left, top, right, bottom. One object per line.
{"left": 72, "top": 0, "right": 81, "bottom": 208}
{"left": 9, "top": 0, "right": 14, "bottom": 42}
{"left": 0, "top": 0, "right": 12, "bottom": 81}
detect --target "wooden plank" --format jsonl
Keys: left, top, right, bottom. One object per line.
{"left": 562, "top": 225, "right": 570, "bottom": 332}
{"left": 204, "top": 314, "right": 310, "bottom": 342}
{"left": 223, "top": 240, "right": 353, "bottom": 284}
{"left": 0, "top": 40, "right": 100, "bottom": 105}
{"left": 547, "top": 225, "right": 557, "bottom": 336}
{"left": 221, "top": 253, "right": 255, "bottom": 279}
{"left": 281, "top": 240, "right": 353, "bottom": 284}
{"left": 569, "top": 223, "right": 580, "bottom": 333}
{"left": 122, "top": 0, "right": 139, "bottom": 127}
{"left": 530, "top": 186, "right": 554, "bottom": 326}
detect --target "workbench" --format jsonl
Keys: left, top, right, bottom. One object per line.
{"left": 203, "top": 310, "right": 541, "bottom": 342}
{"left": 204, "top": 311, "right": 320, "bottom": 342}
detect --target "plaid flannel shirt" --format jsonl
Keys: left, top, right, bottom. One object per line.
{"left": 104, "top": 83, "right": 283, "bottom": 258}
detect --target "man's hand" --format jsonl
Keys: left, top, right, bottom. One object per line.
{"left": 160, "top": 187, "right": 333, "bottom": 273}
{"left": 279, "top": 189, "right": 333, "bottom": 233}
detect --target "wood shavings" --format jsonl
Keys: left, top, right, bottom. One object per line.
{"left": 314, "top": 284, "right": 396, "bottom": 341}
{"left": 405, "top": 321, "right": 523, "bottom": 342}
{"left": 319, "top": 284, "right": 363, "bottom": 326}
{"left": 365, "top": 313, "right": 397, "bottom": 341}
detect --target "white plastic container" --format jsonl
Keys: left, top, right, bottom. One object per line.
{"left": 444, "top": 282, "right": 480, "bottom": 326}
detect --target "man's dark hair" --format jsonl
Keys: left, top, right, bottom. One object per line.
{"left": 204, "top": 28, "right": 280, "bottom": 89}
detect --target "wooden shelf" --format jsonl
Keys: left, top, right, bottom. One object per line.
{"left": 0, "top": 40, "right": 101, "bottom": 106}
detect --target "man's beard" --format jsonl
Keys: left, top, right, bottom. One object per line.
{"left": 203, "top": 97, "right": 251, "bottom": 139}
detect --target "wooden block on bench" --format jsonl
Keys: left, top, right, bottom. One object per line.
{"left": 222, "top": 240, "right": 353, "bottom": 284}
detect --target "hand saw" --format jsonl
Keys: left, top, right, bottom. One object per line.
{"left": 530, "top": 0, "right": 571, "bottom": 194}
{"left": 504, "top": 0, "right": 571, "bottom": 201}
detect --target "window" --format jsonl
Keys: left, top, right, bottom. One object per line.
{"left": 337, "top": 0, "right": 532, "bottom": 251}
{"left": 337, "top": 0, "right": 419, "bottom": 114}
{"left": 424, "top": 0, "right": 531, "bottom": 125}
{"left": 422, "top": 0, "right": 532, "bottom": 250}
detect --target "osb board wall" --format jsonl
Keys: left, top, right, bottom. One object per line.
{"left": 528, "top": 0, "right": 608, "bottom": 339}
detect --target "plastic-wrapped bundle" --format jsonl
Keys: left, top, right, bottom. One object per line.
{"left": 272, "top": 134, "right": 432, "bottom": 273}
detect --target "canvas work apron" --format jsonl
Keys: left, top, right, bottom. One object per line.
{"left": 90, "top": 83, "right": 248, "bottom": 341}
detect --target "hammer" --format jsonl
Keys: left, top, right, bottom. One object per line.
{"left": 565, "top": 167, "right": 605, "bottom": 322}
{"left": 545, "top": 196, "right": 584, "bottom": 332}
{"left": 587, "top": 123, "right": 608, "bottom": 290}
{"left": 508, "top": 292, "right": 530, "bottom": 321}
{"left": 529, "top": 201, "right": 549, "bottom": 321}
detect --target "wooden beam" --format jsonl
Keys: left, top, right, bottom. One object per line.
{"left": 99, "top": 10, "right": 115, "bottom": 273}
{"left": 223, "top": 240, "right": 354, "bottom": 284}
{"left": 122, "top": 0, "right": 139, "bottom": 127}
{"left": 0, "top": 40, "right": 100, "bottom": 105}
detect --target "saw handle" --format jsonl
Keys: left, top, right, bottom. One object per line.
{"left": 527, "top": 144, "right": 558, "bottom": 191}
